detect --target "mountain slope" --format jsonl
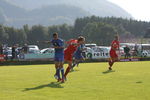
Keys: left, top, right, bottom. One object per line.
{"left": 0, "top": 0, "right": 89, "bottom": 27}
{"left": 0, "top": 0, "right": 27, "bottom": 18}
{"left": 0, "top": 0, "right": 132, "bottom": 27}
{"left": 8, "top": 0, "right": 132, "bottom": 18}
{"left": 24, "top": 5, "right": 90, "bottom": 26}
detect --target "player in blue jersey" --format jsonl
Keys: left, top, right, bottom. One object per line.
{"left": 37, "top": 33, "right": 65, "bottom": 83}
{"left": 71, "top": 36, "right": 85, "bottom": 70}
{"left": 42, "top": 32, "right": 64, "bottom": 83}
{"left": 51, "top": 33, "right": 65, "bottom": 83}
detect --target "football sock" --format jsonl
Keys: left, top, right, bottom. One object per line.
{"left": 109, "top": 61, "right": 112, "bottom": 66}
{"left": 55, "top": 68, "right": 57, "bottom": 75}
{"left": 64, "top": 66, "right": 70, "bottom": 76}
{"left": 56, "top": 68, "right": 60, "bottom": 79}
{"left": 72, "top": 63, "right": 76, "bottom": 68}
{"left": 109, "top": 61, "right": 114, "bottom": 67}
{"left": 76, "top": 61, "right": 80, "bottom": 67}
{"left": 111, "top": 61, "right": 114, "bottom": 66}
{"left": 60, "top": 68, "right": 64, "bottom": 79}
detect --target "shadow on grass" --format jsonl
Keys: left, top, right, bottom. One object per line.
{"left": 102, "top": 70, "right": 115, "bottom": 74}
{"left": 136, "top": 81, "right": 143, "bottom": 84}
{"left": 23, "top": 82, "right": 64, "bottom": 92}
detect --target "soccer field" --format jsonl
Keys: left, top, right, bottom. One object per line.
{"left": 0, "top": 61, "right": 150, "bottom": 100}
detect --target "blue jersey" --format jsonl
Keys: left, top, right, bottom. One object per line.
{"left": 74, "top": 44, "right": 84, "bottom": 59}
{"left": 51, "top": 38, "right": 64, "bottom": 61}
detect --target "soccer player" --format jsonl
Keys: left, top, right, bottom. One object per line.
{"left": 64, "top": 37, "right": 85, "bottom": 78}
{"left": 71, "top": 36, "right": 85, "bottom": 70}
{"left": 64, "top": 39, "right": 78, "bottom": 79}
{"left": 108, "top": 35, "right": 120, "bottom": 70}
{"left": 46, "top": 33, "right": 65, "bottom": 83}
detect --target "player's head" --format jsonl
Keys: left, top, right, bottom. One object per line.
{"left": 24, "top": 43, "right": 27, "bottom": 46}
{"left": 53, "top": 32, "right": 58, "bottom": 39}
{"left": 114, "top": 35, "right": 119, "bottom": 41}
{"left": 77, "top": 36, "right": 85, "bottom": 44}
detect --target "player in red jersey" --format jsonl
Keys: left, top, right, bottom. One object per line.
{"left": 64, "top": 39, "right": 78, "bottom": 79}
{"left": 64, "top": 37, "right": 85, "bottom": 80}
{"left": 108, "top": 35, "right": 120, "bottom": 70}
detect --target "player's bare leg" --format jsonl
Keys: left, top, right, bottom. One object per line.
{"left": 64, "top": 61, "right": 72, "bottom": 80}
{"left": 72, "top": 59, "right": 79, "bottom": 70}
{"left": 109, "top": 57, "right": 118, "bottom": 70}
{"left": 108, "top": 58, "right": 113, "bottom": 70}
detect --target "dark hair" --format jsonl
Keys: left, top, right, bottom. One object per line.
{"left": 114, "top": 35, "right": 119, "bottom": 38}
{"left": 53, "top": 32, "right": 58, "bottom": 37}
{"left": 78, "top": 36, "right": 85, "bottom": 42}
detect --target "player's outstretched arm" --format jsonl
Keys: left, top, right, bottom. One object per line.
{"left": 66, "top": 39, "right": 78, "bottom": 46}
{"left": 37, "top": 41, "right": 51, "bottom": 44}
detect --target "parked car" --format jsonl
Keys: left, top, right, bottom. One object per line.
{"left": 3, "top": 47, "right": 12, "bottom": 60}
{"left": 28, "top": 45, "right": 40, "bottom": 54}
{"left": 40, "top": 48, "right": 54, "bottom": 54}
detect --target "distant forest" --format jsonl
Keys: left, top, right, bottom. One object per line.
{"left": 0, "top": 16, "right": 150, "bottom": 48}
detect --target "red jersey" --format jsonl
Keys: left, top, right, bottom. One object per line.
{"left": 111, "top": 40, "right": 119, "bottom": 50}
{"left": 110, "top": 40, "right": 119, "bottom": 58}
{"left": 64, "top": 39, "right": 78, "bottom": 55}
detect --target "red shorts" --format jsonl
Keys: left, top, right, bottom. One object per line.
{"left": 64, "top": 52, "right": 73, "bottom": 62}
{"left": 110, "top": 49, "right": 118, "bottom": 58}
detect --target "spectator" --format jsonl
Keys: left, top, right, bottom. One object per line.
{"left": 0, "top": 44, "right": 3, "bottom": 54}
{"left": 132, "top": 44, "right": 139, "bottom": 57}
{"left": 11, "top": 45, "right": 16, "bottom": 60}
{"left": 15, "top": 44, "right": 19, "bottom": 59}
{"left": 22, "top": 44, "right": 28, "bottom": 53}
{"left": 124, "top": 45, "right": 131, "bottom": 59}
{"left": 3, "top": 45, "right": 8, "bottom": 61}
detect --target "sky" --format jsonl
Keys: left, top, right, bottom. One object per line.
{"left": 108, "top": 0, "right": 150, "bottom": 21}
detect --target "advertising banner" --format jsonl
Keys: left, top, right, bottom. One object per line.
{"left": 0, "top": 55, "right": 5, "bottom": 61}
{"left": 19, "top": 53, "right": 54, "bottom": 61}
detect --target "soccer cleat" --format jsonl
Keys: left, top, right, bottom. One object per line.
{"left": 61, "top": 79, "right": 65, "bottom": 83}
{"left": 109, "top": 67, "right": 112, "bottom": 70}
{"left": 57, "top": 78, "right": 62, "bottom": 82}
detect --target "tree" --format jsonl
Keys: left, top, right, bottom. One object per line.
{"left": 0, "top": 25, "right": 9, "bottom": 43}
{"left": 144, "top": 28, "right": 150, "bottom": 38}
{"left": 82, "top": 22, "right": 117, "bottom": 45}
{"left": 48, "top": 24, "right": 73, "bottom": 40}
{"left": 15, "top": 29, "right": 27, "bottom": 44}
{"left": 28, "top": 25, "right": 48, "bottom": 42}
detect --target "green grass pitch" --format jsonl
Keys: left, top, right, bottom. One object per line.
{"left": 0, "top": 61, "right": 150, "bottom": 100}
